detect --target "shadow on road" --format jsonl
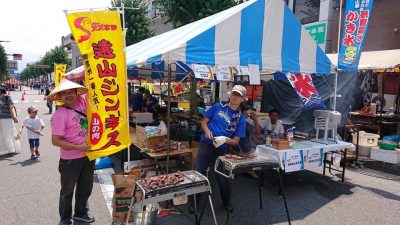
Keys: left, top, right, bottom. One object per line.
{"left": 0, "top": 152, "right": 19, "bottom": 161}
{"left": 73, "top": 221, "right": 91, "bottom": 225}
{"left": 10, "top": 158, "right": 41, "bottom": 167}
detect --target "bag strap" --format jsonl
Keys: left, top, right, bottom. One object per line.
{"left": 61, "top": 106, "right": 87, "bottom": 117}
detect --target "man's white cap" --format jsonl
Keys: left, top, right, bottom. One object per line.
{"left": 231, "top": 85, "right": 246, "bottom": 97}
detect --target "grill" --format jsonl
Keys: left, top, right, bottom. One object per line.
{"left": 126, "top": 170, "right": 218, "bottom": 225}
{"left": 214, "top": 154, "right": 279, "bottom": 179}
{"left": 214, "top": 153, "right": 291, "bottom": 225}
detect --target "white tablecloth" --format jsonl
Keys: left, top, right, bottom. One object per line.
{"left": 256, "top": 141, "right": 355, "bottom": 172}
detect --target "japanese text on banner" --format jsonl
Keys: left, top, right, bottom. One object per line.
{"left": 338, "top": 0, "right": 374, "bottom": 71}
{"left": 66, "top": 11, "right": 130, "bottom": 160}
{"left": 54, "top": 64, "right": 67, "bottom": 106}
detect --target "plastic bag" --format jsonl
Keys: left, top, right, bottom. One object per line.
{"left": 158, "top": 120, "right": 167, "bottom": 136}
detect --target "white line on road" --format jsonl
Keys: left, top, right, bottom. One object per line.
{"left": 94, "top": 168, "right": 115, "bottom": 217}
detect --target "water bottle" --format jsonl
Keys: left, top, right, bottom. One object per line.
{"left": 265, "top": 133, "right": 271, "bottom": 147}
{"left": 287, "top": 127, "right": 295, "bottom": 141}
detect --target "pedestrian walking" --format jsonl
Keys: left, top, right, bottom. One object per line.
{"left": 45, "top": 87, "right": 53, "bottom": 113}
{"left": 0, "top": 83, "right": 21, "bottom": 155}
{"left": 17, "top": 106, "right": 44, "bottom": 160}
{"left": 48, "top": 79, "right": 95, "bottom": 225}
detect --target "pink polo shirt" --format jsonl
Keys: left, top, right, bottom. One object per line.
{"left": 51, "top": 96, "right": 87, "bottom": 160}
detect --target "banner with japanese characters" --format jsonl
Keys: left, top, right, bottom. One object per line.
{"left": 66, "top": 11, "right": 130, "bottom": 160}
{"left": 54, "top": 64, "right": 67, "bottom": 106}
{"left": 338, "top": 0, "right": 374, "bottom": 71}
{"left": 286, "top": 73, "right": 324, "bottom": 109}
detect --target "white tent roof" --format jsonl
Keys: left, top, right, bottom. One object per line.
{"left": 327, "top": 49, "right": 400, "bottom": 70}
{"left": 126, "top": 0, "right": 334, "bottom": 75}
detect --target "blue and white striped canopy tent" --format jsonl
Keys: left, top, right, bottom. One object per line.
{"left": 126, "top": 0, "right": 334, "bottom": 75}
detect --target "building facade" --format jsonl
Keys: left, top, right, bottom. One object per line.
{"left": 61, "top": 34, "right": 82, "bottom": 70}
{"left": 285, "top": 0, "right": 400, "bottom": 53}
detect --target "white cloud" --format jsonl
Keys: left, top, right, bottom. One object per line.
{"left": 0, "top": 0, "right": 112, "bottom": 72}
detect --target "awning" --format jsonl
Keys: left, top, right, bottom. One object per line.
{"left": 327, "top": 49, "right": 400, "bottom": 71}
{"left": 126, "top": 0, "right": 334, "bottom": 75}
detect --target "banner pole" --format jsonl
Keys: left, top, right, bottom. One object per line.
{"left": 166, "top": 63, "right": 172, "bottom": 174}
{"left": 333, "top": 0, "right": 343, "bottom": 112}
{"left": 120, "top": 4, "right": 131, "bottom": 168}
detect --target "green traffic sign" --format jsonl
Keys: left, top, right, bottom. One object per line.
{"left": 305, "top": 22, "right": 326, "bottom": 44}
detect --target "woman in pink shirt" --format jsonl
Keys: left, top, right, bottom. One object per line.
{"left": 49, "top": 79, "right": 95, "bottom": 225}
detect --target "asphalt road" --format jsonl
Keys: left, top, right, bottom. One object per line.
{"left": 0, "top": 87, "right": 111, "bottom": 225}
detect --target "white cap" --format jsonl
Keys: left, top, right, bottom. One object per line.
{"left": 231, "top": 85, "right": 246, "bottom": 96}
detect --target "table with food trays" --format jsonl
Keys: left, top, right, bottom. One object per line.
{"left": 214, "top": 153, "right": 291, "bottom": 225}
{"left": 126, "top": 170, "right": 218, "bottom": 225}
{"left": 256, "top": 140, "right": 355, "bottom": 182}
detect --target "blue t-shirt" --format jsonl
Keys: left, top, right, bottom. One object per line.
{"left": 145, "top": 96, "right": 158, "bottom": 113}
{"left": 132, "top": 92, "right": 144, "bottom": 111}
{"left": 201, "top": 102, "right": 246, "bottom": 150}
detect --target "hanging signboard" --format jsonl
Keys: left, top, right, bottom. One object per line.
{"left": 66, "top": 10, "right": 130, "bottom": 160}
{"left": 192, "top": 64, "right": 213, "bottom": 80}
{"left": 286, "top": 73, "right": 324, "bottom": 109}
{"left": 216, "top": 65, "right": 233, "bottom": 81}
{"left": 338, "top": 0, "right": 375, "bottom": 71}
{"left": 236, "top": 66, "right": 250, "bottom": 75}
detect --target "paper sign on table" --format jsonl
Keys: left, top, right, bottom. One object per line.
{"left": 304, "top": 148, "right": 323, "bottom": 169}
{"left": 284, "top": 150, "right": 305, "bottom": 172}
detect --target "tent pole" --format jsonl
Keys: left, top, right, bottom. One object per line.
{"left": 166, "top": 63, "right": 172, "bottom": 174}
{"left": 333, "top": 0, "right": 343, "bottom": 112}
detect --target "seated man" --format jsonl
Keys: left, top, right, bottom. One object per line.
{"left": 260, "top": 109, "right": 285, "bottom": 139}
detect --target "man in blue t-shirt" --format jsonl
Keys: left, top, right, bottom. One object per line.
{"left": 144, "top": 90, "right": 160, "bottom": 122}
{"left": 132, "top": 87, "right": 145, "bottom": 112}
{"left": 188, "top": 85, "right": 247, "bottom": 213}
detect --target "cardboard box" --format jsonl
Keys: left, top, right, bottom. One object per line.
{"left": 131, "top": 112, "right": 153, "bottom": 123}
{"left": 370, "top": 147, "right": 400, "bottom": 164}
{"left": 272, "top": 139, "right": 290, "bottom": 150}
{"left": 136, "top": 126, "right": 166, "bottom": 150}
{"left": 182, "top": 141, "right": 200, "bottom": 169}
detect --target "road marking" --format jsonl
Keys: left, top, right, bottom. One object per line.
{"left": 94, "top": 168, "right": 114, "bottom": 217}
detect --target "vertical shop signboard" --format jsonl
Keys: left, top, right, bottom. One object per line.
{"left": 338, "top": 0, "right": 374, "bottom": 71}
{"left": 54, "top": 64, "right": 67, "bottom": 106}
{"left": 66, "top": 11, "right": 130, "bottom": 160}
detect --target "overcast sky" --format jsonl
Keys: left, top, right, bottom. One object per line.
{"left": 0, "top": 0, "right": 112, "bottom": 73}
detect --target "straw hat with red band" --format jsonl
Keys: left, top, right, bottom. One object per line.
{"left": 47, "top": 79, "right": 88, "bottom": 102}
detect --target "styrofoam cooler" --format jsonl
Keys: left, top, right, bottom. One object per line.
{"left": 370, "top": 147, "right": 400, "bottom": 164}
{"left": 351, "top": 131, "right": 380, "bottom": 147}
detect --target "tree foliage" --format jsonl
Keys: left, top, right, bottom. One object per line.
{"left": 111, "top": 0, "right": 155, "bottom": 46}
{"left": 156, "top": 0, "right": 237, "bottom": 28}
{"left": 0, "top": 44, "right": 8, "bottom": 80}
{"left": 20, "top": 46, "right": 68, "bottom": 81}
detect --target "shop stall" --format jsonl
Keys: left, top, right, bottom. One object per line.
{"left": 327, "top": 49, "right": 400, "bottom": 164}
